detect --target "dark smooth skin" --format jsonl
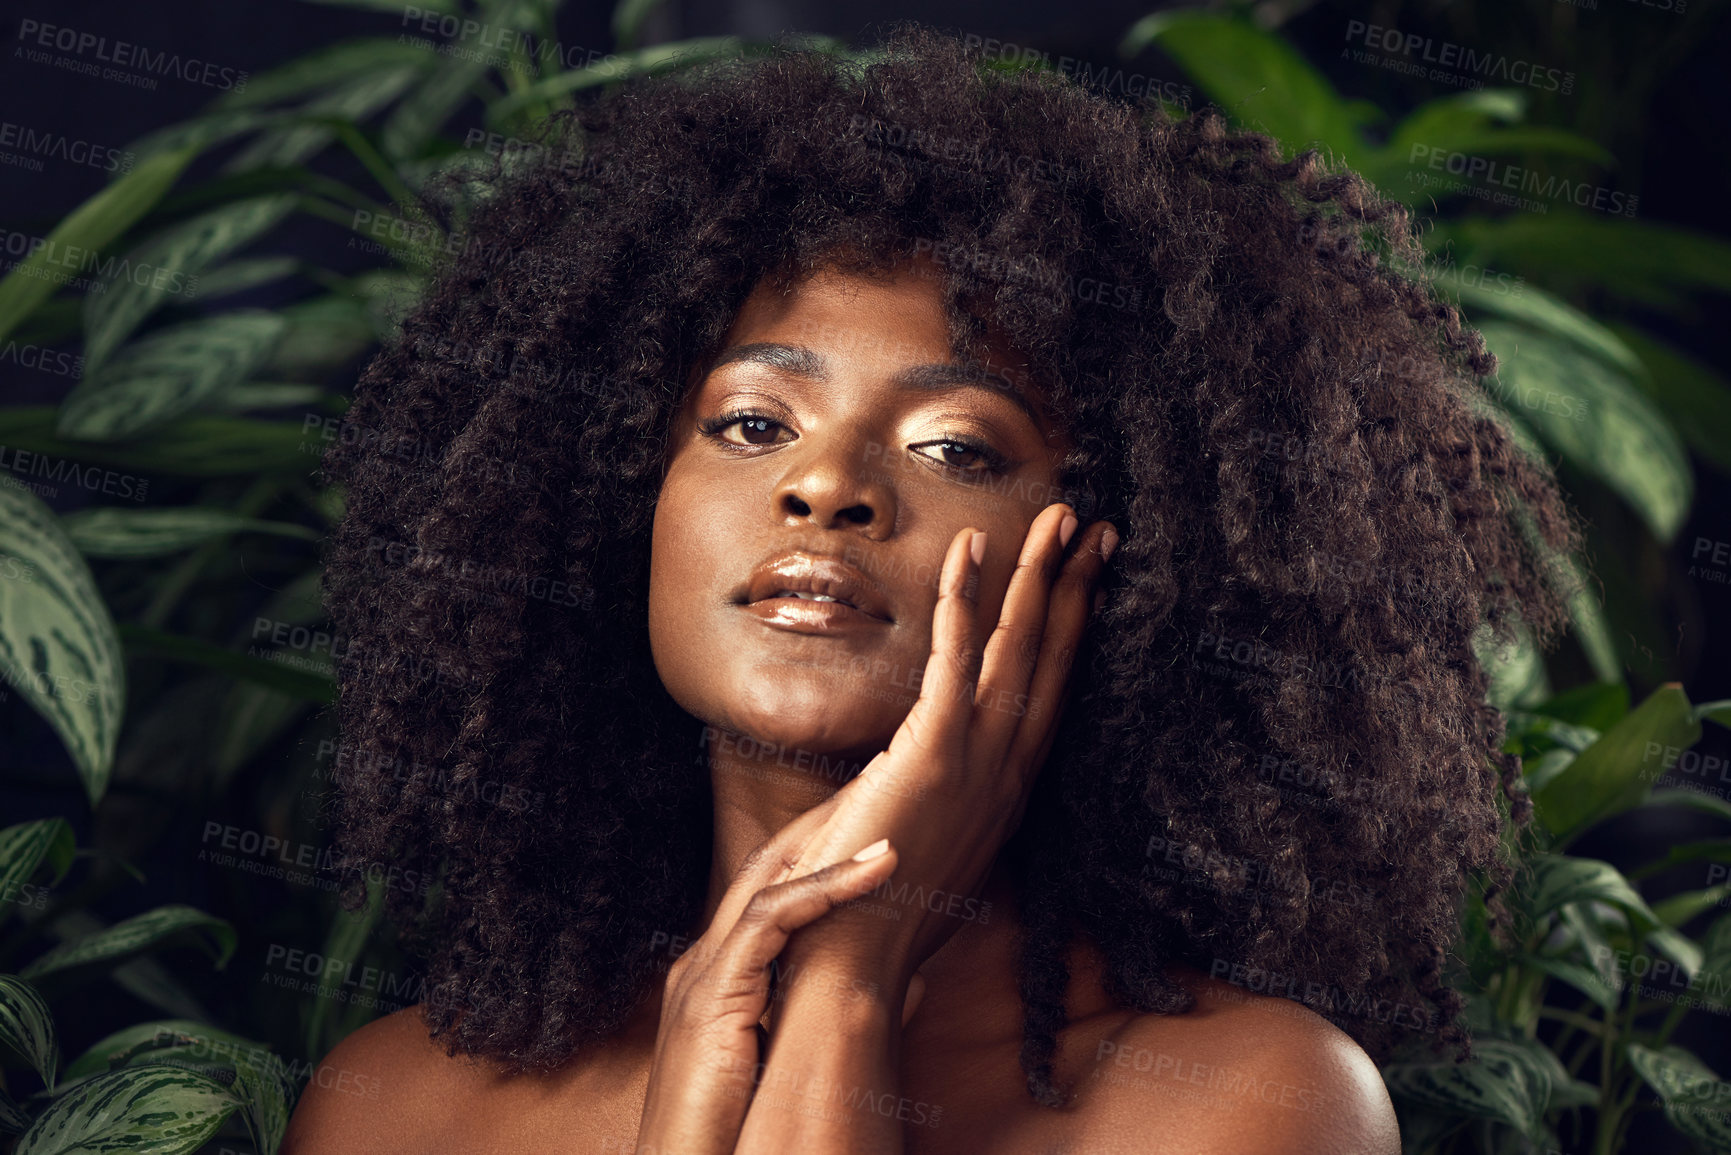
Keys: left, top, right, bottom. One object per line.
{"left": 281, "top": 258, "right": 1402, "bottom": 1154}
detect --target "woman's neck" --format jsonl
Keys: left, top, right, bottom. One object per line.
{"left": 692, "top": 730, "right": 1120, "bottom": 1048}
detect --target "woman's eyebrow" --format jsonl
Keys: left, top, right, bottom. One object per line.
{"left": 708, "top": 341, "right": 1041, "bottom": 425}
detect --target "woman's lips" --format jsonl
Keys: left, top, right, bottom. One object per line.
{"left": 738, "top": 596, "right": 893, "bottom": 634}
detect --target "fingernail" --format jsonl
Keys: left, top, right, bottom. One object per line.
{"left": 1059, "top": 513, "right": 1079, "bottom": 549}
{"left": 852, "top": 838, "right": 890, "bottom": 862}
{"left": 1100, "top": 526, "right": 1120, "bottom": 562}
{"left": 969, "top": 532, "right": 986, "bottom": 567}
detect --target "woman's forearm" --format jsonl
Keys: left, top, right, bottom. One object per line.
{"left": 733, "top": 959, "right": 908, "bottom": 1154}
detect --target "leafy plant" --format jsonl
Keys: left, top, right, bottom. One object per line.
{"left": 1122, "top": 9, "right": 1731, "bottom": 691}
{"left": 1376, "top": 681, "right": 1731, "bottom": 1153}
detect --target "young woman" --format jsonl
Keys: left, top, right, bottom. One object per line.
{"left": 281, "top": 24, "right": 1583, "bottom": 1153}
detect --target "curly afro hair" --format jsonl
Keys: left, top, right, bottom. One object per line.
{"left": 319, "top": 23, "right": 1587, "bottom": 1108}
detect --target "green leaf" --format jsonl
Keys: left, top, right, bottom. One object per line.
{"left": 0, "top": 819, "right": 77, "bottom": 909}
{"left": 1381, "top": 1037, "right": 1555, "bottom": 1139}
{"left": 119, "top": 110, "right": 283, "bottom": 173}
{"left": 1453, "top": 281, "right": 1643, "bottom": 378}
{"left": 0, "top": 148, "right": 196, "bottom": 347}
{"left": 488, "top": 37, "right": 748, "bottom": 122}
{"left": 1438, "top": 214, "right": 1731, "bottom": 309}
{"left": 81, "top": 196, "right": 296, "bottom": 375}
{"left": 0, "top": 407, "right": 313, "bottom": 477}
{"left": 1627, "top": 1045, "right": 1731, "bottom": 1148}
{"left": 198, "top": 382, "right": 330, "bottom": 415}
{"left": 1472, "top": 615, "right": 1550, "bottom": 712}
{"left": 59, "top": 312, "right": 289, "bottom": 442}
{"left": 60, "top": 507, "right": 318, "bottom": 559}
{"left": 14, "top": 1065, "right": 238, "bottom": 1155}
{"left": 266, "top": 295, "right": 377, "bottom": 376}
{"left": 0, "top": 486, "right": 126, "bottom": 806}
{"left": 64, "top": 1021, "right": 258, "bottom": 1082}
{"left": 0, "top": 1086, "right": 28, "bottom": 1132}
{"left": 1528, "top": 681, "right": 1628, "bottom": 732}
{"left": 1525, "top": 854, "right": 1663, "bottom": 931}
{"left": 1642, "top": 788, "right": 1731, "bottom": 825}
{"left": 1530, "top": 683, "right": 1699, "bottom": 839}
{"left": 1477, "top": 321, "right": 1691, "bottom": 543}
{"left": 0, "top": 975, "right": 59, "bottom": 1089}
{"left": 119, "top": 624, "right": 336, "bottom": 703}
{"left": 63, "top": 1022, "right": 294, "bottom": 1155}
{"left": 1653, "top": 883, "right": 1731, "bottom": 929}
{"left": 613, "top": 0, "right": 669, "bottom": 50}
{"left": 1611, "top": 325, "right": 1731, "bottom": 478}
{"left": 215, "top": 37, "right": 435, "bottom": 110}
{"left": 226, "top": 70, "right": 423, "bottom": 173}
{"left": 21, "top": 906, "right": 236, "bottom": 987}
{"left": 1525, "top": 954, "right": 1618, "bottom": 1012}
{"left": 1120, "top": 13, "right": 1363, "bottom": 164}
{"left": 188, "top": 256, "right": 301, "bottom": 302}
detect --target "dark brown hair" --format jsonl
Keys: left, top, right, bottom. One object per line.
{"left": 319, "top": 23, "right": 1584, "bottom": 1106}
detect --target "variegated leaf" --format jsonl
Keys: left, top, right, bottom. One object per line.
{"left": 58, "top": 312, "right": 288, "bottom": 441}
{"left": 1381, "top": 1038, "right": 1556, "bottom": 1139}
{"left": 81, "top": 196, "right": 296, "bottom": 374}
{"left": 60, "top": 507, "right": 318, "bottom": 558}
{"left": 0, "top": 486, "right": 126, "bottom": 805}
{"left": 0, "top": 974, "right": 59, "bottom": 1089}
{"left": 0, "top": 819, "right": 76, "bottom": 915}
{"left": 21, "top": 906, "right": 236, "bottom": 986}
{"left": 14, "top": 1065, "right": 237, "bottom": 1155}
{"left": 1627, "top": 1045, "right": 1731, "bottom": 1147}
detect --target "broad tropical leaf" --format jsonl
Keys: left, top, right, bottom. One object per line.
{"left": 1530, "top": 683, "right": 1699, "bottom": 838}
{"left": 0, "top": 975, "right": 59, "bottom": 1089}
{"left": 81, "top": 196, "right": 296, "bottom": 374}
{"left": 61, "top": 507, "right": 318, "bottom": 558}
{"left": 58, "top": 313, "right": 289, "bottom": 441}
{"left": 14, "top": 1065, "right": 238, "bottom": 1155}
{"left": 0, "top": 487, "right": 126, "bottom": 805}
{"left": 21, "top": 906, "right": 236, "bottom": 987}
{"left": 1627, "top": 1045, "right": 1731, "bottom": 1148}
{"left": 0, "top": 149, "right": 196, "bottom": 347}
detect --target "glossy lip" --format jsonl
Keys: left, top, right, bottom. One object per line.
{"left": 735, "top": 552, "right": 894, "bottom": 629}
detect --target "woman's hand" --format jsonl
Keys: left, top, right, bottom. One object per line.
{"left": 634, "top": 834, "right": 901, "bottom": 1155}
{"left": 770, "top": 502, "right": 1117, "bottom": 996}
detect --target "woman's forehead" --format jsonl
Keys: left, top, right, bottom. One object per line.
{"left": 694, "top": 257, "right": 1070, "bottom": 441}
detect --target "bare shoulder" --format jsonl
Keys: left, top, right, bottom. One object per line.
{"left": 1066, "top": 971, "right": 1401, "bottom": 1155}
{"left": 279, "top": 1005, "right": 468, "bottom": 1155}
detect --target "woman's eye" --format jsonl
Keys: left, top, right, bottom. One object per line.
{"left": 705, "top": 414, "right": 790, "bottom": 446}
{"left": 912, "top": 440, "right": 1003, "bottom": 474}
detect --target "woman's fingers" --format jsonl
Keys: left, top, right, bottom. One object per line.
{"left": 1002, "top": 520, "right": 1115, "bottom": 786}
{"left": 694, "top": 840, "right": 899, "bottom": 1019}
{"left": 969, "top": 503, "right": 1079, "bottom": 775}
{"left": 892, "top": 523, "right": 987, "bottom": 760}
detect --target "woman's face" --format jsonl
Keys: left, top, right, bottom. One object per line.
{"left": 649, "top": 257, "right": 1075, "bottom": 761}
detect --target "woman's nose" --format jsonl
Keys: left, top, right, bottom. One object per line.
{"left": 772, "top": 438, "right": 895, "bottom": 535}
